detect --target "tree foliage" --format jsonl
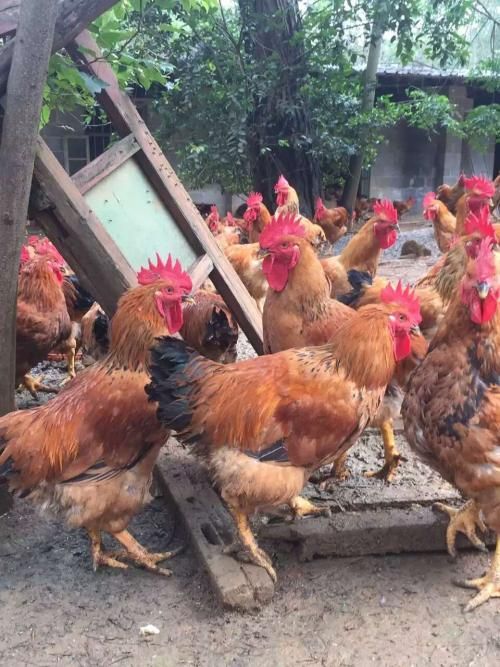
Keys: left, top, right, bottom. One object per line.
{"left": 41, "top": 0, "right": 500, "bottom": 193}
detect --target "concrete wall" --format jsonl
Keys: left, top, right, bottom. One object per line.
{"left": 369, "top": 121, "right": 444, "bottom": 209}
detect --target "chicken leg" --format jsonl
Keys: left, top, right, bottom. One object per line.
{"left": 88, "top": 528, "right": 128, "bottom": 571}
{"left": 22, "top": 374, "right": 58, "bottom": 398}
{"left": 225, "top": 505, "right": 277, "bottom": 582}
{"left": 434, "top": 499, "right": 488, "bottom": 558}
{"left": 289, "top": 496, "right": 331, "bottom": 519}
{"left": 365, "top": 419, "right": 403, "bottom": 483}
{"left": 459, "top": 538, "right": 500, "bottom": 612}
{"left": 111, "top": 529, "right": 182, "bottom": 576}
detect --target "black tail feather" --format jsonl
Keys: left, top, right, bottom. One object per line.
{"left": 146, "top": 336, "right": 203, "bottom": 436}
{"left": 337, "top": 269, "right": 373, "bottom": 306}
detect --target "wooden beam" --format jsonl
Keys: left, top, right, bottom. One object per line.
{"left": 72, "top": 133, "right": 140, "bottom": 194}
{"left": 0, "top": 0, "right": 119, "bottom": 97}
{"left": 0, "top": 0, "right": 58, "bottom": 417}
{"left": 33, "top": 137, "right": 137, "bottom": 316}
{"left": 69, "top": 31, "right": 264, "bottom": 355}
{"left": 188, "top": 254, "right": 214, "bottom": 292}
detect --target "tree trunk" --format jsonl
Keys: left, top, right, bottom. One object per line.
{"left": 341, "top": 3, "right": 387, "bottom": 215}
{"left": 239, "top": 0, "right": 321, "bottom": 218}
{"left": 0, "top": 0, "right": 119, "bottom": 97}
{"left": 0, "top": 0, "right": 58, "bottom": 417}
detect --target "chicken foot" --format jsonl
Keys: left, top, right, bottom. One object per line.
{"left": 434, "top": 499, "right": 488, "bottom": 558}
{"left": 89, "top": 528, "right": 128, "bottom": 572}
{"left": 22, "top": 374, "right": 58, "bottom": 398}
{"left": 458, "top": 538, "right": 500, "bottom": 612}
{"left": 365, "top": 419, "right": 405, "bottom": 483}
{"left": 288, "top": 496, "right": 331, "bottom": 519}
{"left": 225, "top": 505, "right": 277, "bottom": 582}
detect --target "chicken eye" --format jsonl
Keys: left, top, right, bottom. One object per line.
{"left": 167, "top": 287, "right": 174, "bottom": 294}
{"left": 399, "top": 314, "right": 406, "bottom": 321}
{"left": 280, "top": 242, "right": 289, "bottom": 248}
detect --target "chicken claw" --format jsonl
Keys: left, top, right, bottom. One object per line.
{"left": 457, "top": 539, "right": 500, "bottom": 612}
{"left": 112, "top": 529, "right": 181, "bottom": 576}
{"left": 89, "top": 529, "right": 128, "bottom": 572}
{"left": 365, "top": 419, "right": 405, "bottom": 483}
{"left": 289, "top": 496, "right": 331, "bottom": 520}
{"left": 434, "top": 499, "right": 488, "bottom": 558}
{"left": 226, "top": 505, "right": 277, "bottom": 582}
{"left": 22, "top": 374, "right": 58, "bottom": 398}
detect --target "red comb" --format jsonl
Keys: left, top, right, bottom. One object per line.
{"left": 464, "top": 206, "right": 495, "bottom": 239}
{"left": 274, "top": 174, "right": 289, "bottom": 193}
{"left": 423, "top": 192, "right": 437, "bottom": 210}
{"left": 315, "top": 197, "right": 326, "bottom": 221}
{"left": 472, "top": 238, "right": 496, "bottom": 282}
{"left": 246, "top": 192, "right": 263, "bottom": 208}
{"left": 373, "top": 200, "right": 398, "bottom": 224}
{"left": 27, "top": 235, "right": 40, "bottom": 247}
{"left": 381, "top": 280, "right": 421, "bottom": 324}
{"left": 35, "top": 238, "right": 65, "bottom": 265}
{"left": 259, "top": 212, "right": 306, "bottom": 248}
{"left": 20, "top": 246, "right": 30, "bottom": 266}
{"left": 137, "top": 254, "right": 192, "bottom": 292}
{"left": 226, "top": 212, "right": 236, "bottom": 226}
{"left": 463, "top": 175, "right": 495, "bottom": 198}
{"left": 209, "top": 205, "right": 219, "bottom": 222}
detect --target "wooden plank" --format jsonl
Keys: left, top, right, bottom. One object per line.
{"left": 68, "top": 31, "right": 264, "bottom": 355}
{"left": 155, "top": 448, "right": 275, "bottom": 610}
{"left": 72, "top": 133, "right": 140, "bottom": 194}
{"left": 188, "top": 254, "right": 214, "bottom": 291}
{"left": 33, "top": 137, "right": 137, "bottom": 315}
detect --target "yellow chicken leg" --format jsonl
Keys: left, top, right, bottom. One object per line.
{"left": 289, "top": 496, "right": 331, "bottom": 519}
{"left": 365, "top": 419, "right": 403, "bottom": 483}
{"left": 434, "top": 499, "right": 488, "bottom": 558}
{"left": 22, "top": 374, "right": 58, "bottom": 398}
{"left": 458, "top": 538, "right": 500, "bottom": 612}
{"left": 88, "top": 529, "right": 128, "bottom": 571}
{"left": 225, "top": 505, "right": 277, "bottom": 582}
{"left": 112, "top": 529, "right": 182, "bottom": 576}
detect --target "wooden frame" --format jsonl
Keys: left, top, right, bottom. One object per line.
{"left": 29, "top": 29, "right": 263, "bottom": 351}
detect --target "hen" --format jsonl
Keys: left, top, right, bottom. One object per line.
{"left": 16, "top": 243, "right": 71, "bottom": 397}
{"left": 261, "top": 213, "right": 427, "bottom": 481}
{"left": 402, "top": 237, "right": 500, "bottom": 612}
{"left": 313, "top": 198, "right": 349, "bottom": 245}
{"left": 0, "top": 254, "right": 193, "bottom": 575}
{"left": 180, "top": 289, "right": 239, "bottom": 363}
{"left": 224, "top": 242, "right": 267, "bottom": 312}
{"left": 423, "top": 192, "right": 457, "bottom": 253}
{"left": 147, "top": 281, "right": 421, "bottom": 581}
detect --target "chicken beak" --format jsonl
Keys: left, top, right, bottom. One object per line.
{"left": 476, "top": 282, "right": 490, "bottom": 300}
{"left": 410, "top": 324, "right": 421, "bottom": 335}
{"left": 258, "top": 248, "right": 270, "bottom": 259}
{"left": 182, "top": 295, "right": 196, "bottom": 305}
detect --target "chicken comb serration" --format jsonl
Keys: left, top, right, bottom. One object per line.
{"left": 34, "top": 238, "right": 65, "bottom": 265}
{"left": 422, "top": 192, "right": 437, "bottom": 210}
{"left": 464, "top": 205, "right": 495, "bottom": 239}
{"left": 315, "top": 197, "right": 326, "bottom": 220}
{"left": 274, "top": 174, "right": 289, "bottom": 192}
{"left": 20, "top": 246, "right": 31, "bottom": 266}
{"left": 246, "top": 192, "right": 263, "bottom": 208}
{"left": 373, "top": 199, "right": 398, "bottom": 223}
{"left": 380, "top": 280, "right": 421, "bottom": 323}
{"left": 27, "top": 234, "right": 40, "bottom": 247}
{"left": 472, "top": 237, "right": 496, "bottom": 282}
{"left": 137, "top": 253, "right": 192, "bottom": 292}
{"left": 259, "top": 211, "right": 306, "bottom": 248}
{"left": 463, "top": 175, "right": 495, "bottom": 197}
{"left": 225, "top": 212, "right": 236, "bottom": 226}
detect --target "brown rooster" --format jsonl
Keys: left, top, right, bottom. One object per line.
{"left": 436, "top": 173, "right": 465, "bottom": 214}
{"left": 403, "top": 237, "right": 500, "bottom": 612}
{"left": 243, "top": 192, "right": 273, "bottom": 243}
{"left": 273, "top": 175, "right": 326, "bottom": 248}
{"left": 224, "top": 242, "right": 267, "bottom": 312}
{"left": 455, "top": 175, "right": 496, "bottom": 236}
{"left": 423, "top": 191, "right": 457, "bottom": 253}
{"left": 261, "top": 213, "right": 427, "bottom": 482}
{"left": 147, "top": 281, "right": 421, "bottom": 581}
{"left": 0, "top": 254, "right": 193, "bottom": 575}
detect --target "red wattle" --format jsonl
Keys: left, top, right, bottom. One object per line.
{"left": 263, "top": 255, "right": 290, "bottom": 292}
{"left": 165, "top": 301, "right": 183, "bottom": 334}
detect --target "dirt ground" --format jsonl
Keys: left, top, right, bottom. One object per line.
{"left": 1, "top": 493, "right": 500, "bottom": 667}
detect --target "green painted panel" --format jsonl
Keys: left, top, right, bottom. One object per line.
{"left": 84, "top": 159, "right": 198, "bottom": 272}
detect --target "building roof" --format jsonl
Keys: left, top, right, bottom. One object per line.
{"left": 377, "top": 63, "right": 468, "bottom": 80}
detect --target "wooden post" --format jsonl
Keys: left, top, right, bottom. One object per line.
{"left": 0, "top": 0, "right": 59, "bottom": 417}
{"left": 0, "top": 0, "right": 119, "bottom": 96}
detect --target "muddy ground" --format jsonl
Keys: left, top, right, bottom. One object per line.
{"left": 1, "top": 224, "right": 499, "bottom": 666}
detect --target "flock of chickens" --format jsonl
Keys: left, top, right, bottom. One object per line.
{"left": 0, "top": 171, "right": 499, "bottom": 614}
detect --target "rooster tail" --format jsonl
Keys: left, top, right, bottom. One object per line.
{"left": 146, "top": 336, "right": 204, "bottom": 436}
{"left": 338, "top": 270, "right": 373, "bottom": 306}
